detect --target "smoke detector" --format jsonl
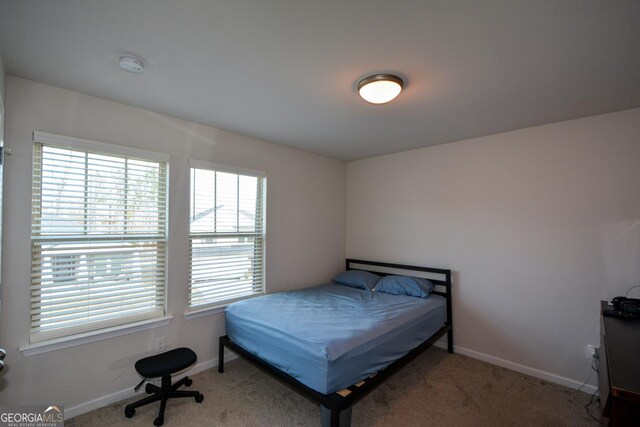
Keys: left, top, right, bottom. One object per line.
{"left": 119, "top": 54, "right": 145, "bottom": 74}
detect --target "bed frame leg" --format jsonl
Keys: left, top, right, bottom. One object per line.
{"left": 218, "top": 337, "right": 225, "bottom": 373}
{"left": 321, "top": 405, "right": 352, "bottom": 427}
{"left": 447, "top": 329, "right": 454, "bottom": 354}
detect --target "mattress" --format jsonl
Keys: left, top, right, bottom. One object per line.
{"left": 225, "top": 283, "right": 446, "bottom": 394}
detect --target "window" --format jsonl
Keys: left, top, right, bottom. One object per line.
{"left": 189, "top": 160, "right": 266, "bottom": 308}
{"left": 30, "top": 132, "right": 168, "bottom": 342}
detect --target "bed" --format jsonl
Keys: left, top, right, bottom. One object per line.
{"left": 218, "top": 259, "right": 453, "bottom": 427}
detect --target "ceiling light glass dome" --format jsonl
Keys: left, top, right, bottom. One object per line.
{"left": 358, "top": 74, "right": 403, "bottom": 104}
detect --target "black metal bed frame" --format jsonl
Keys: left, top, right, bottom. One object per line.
{"left": 218, "top": 258, "right": 453, "bottom": 427}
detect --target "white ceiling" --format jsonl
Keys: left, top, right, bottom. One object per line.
{"left": 1, "top": 1, "right": 639, "bottom": 161}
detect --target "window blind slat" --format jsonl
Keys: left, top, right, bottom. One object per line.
{"left": 30, "top": 139, "right": 168, "bottom": 342}
{"left": 31, "top": 294, "right": 164, "bottom": 319}
{"left": 189, "top": 279, "right": 263, "bottom": 297}
{"left": 31, "top": 277, "right": 166, "bottom": 299}
{"left": 190, "top": 264, "right": 264, "bottom": 277}
{"left": 33, "top": 302, "right": 163, "bottom": 328}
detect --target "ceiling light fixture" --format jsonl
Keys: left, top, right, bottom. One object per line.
{"left": 119, "top": 54, "right": 145, "bottom": 74}
{"left": 357, "top": 74, "right": 403, "bottom": 104}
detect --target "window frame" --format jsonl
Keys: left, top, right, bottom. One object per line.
{"left": 29, "top": 131, "right": 170, "bottom": 343}
{"left": 187, "top": 159, "right": 267, "bottom": 313}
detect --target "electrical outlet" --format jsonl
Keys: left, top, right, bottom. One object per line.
{"left": 585, "top": 344, "right": 597, "bottom": 359}
{"left": 154, "top": 337, "right": 166, "bottom": 353}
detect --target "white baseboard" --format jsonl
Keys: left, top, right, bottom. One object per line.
{"left": 434, "top": 341, "right": 598, "bottom": 394}
{"left": 64, "top": 351, "right": 238, "bottom": 420}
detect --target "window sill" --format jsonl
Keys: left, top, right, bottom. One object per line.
{"left": 19, "top": 315, "right": 173, "bottom": 357}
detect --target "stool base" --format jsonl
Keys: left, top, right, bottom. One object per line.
{"left": 124, "top": 375, "right": 203, "bottom": 426}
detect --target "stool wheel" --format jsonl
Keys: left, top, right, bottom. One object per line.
{"left": 185, "top": 377, "right": 193, "bottom": 387}
{"left": 154, "top": 415, "right": 164, "bottom": 426}
{"left": 124, "top": 407, "right": 135, "bottom": 418}
{"left": 195, "top": 393, "right": 204, "bottom": 403}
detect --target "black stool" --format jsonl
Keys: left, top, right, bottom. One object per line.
{"left": 125, "top": 347, "right": 204, "bottom": 426}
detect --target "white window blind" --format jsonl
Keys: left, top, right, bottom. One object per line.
{"left": 189, "top": 160, "right": 266, "bottom": 308}
{"left": 30, "top": 132, "right": 168, "bottom": 342}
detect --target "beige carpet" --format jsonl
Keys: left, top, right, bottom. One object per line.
{"left": 67, "top": 347, "right": 598, "bottom": 426}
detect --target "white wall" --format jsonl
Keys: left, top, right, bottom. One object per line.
{"left": 0, "top": 52, "right": 5, "bottom": 100}
{"left": 0, "top": 76, "right": 346, "bottom": 411}
{"left": 0, "top": 51, "right": 6, "bottom": 327}
{"left": 347, "top": 108, "right": 640, "bottom": 388}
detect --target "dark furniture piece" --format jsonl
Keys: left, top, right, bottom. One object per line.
{"left": 219, "top": 258, "right": 453, "bottom": 427}
{"left": 125, "top": 347, "right": 204, "bottom": 426}
{"left": 599, "top": 301, "right": 640, "bottom": 426}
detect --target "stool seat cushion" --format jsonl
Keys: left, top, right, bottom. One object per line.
{"left": 135, "top": 347, "right": 197, "bottom": 378}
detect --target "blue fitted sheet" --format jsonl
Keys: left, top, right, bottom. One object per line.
{"left": 225, "top": 283, "right": 446, "bottom": 394}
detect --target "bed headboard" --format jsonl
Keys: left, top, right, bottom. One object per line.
{"left": 345, "top": 258, "right": 453, "bottom": 327}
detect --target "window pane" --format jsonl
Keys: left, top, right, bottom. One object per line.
{"left": 34, "top": 241, "right": 165, "bottom": 331}
{"left": 190, "top": 235, "right": 263, "bottom": 307}
{"left": 86, "top": 154, "right": 126, "bottom": 234}
{"left": 189, "top": 165, "right": 265, "bottom": 308}
{"left": 38, "top": 147, "right": 87, "bottom": 235}
{"left": 215, "top": 172, "right": 238, "bottom": 233}
{"left": 191, "top": 168, "right": 217, "bottom": 234}
{"left": 239, "top": 175, "right": 258, "bottom": 232}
